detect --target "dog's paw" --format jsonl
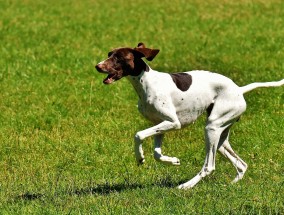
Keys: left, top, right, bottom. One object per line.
{"left": 171, "top": 157, "right": 180, "bottom": 166}
{"left": 137, "top": 158, "right": 145, "bottom": 166}
{"left": 177, "top": 181, "right": 195, "bottom": 190}
{"left": 177, "top": 183, "right": 191, "bottom": 190}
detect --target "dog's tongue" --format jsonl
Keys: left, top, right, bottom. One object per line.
{"left": 103, "top": 74, "right": 114, "bottom": 84}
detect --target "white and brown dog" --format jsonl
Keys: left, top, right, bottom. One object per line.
{"left": 96, "top": 43, "right": 283, "bottom": 189}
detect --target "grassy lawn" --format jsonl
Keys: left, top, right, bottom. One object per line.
{"left": 0, "top": 0, "right": 283, "bottom": 214}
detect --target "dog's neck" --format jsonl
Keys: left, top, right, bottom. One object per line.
{"left": 127, "top": 63, "right": 151, "bottom": 100}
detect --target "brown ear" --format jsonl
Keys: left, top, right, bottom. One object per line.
{"left": 137, "top": 42, "right": 146, "bottom": 48}
{"left": 134, "top": 44, "right": 160, "bottom": 61}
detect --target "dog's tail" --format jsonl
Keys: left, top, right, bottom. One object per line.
{"left": 240, "top": 79, "right": 284, "bottom": 94}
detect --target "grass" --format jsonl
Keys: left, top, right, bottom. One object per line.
{"left": 0, "top": 0, "right": 283, "bottom": 214}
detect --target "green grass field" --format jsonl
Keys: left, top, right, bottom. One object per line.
{"left": 0, "top": 0, "right": 283, "bottom": 214}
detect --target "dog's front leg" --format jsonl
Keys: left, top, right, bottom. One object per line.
{"left": 134, "top": 136, "right": 145, "bottom": 165}
{"left": 154, "top": 134, "right": 180, "bottom": 165}
{"left": 134, "top": 120, "right": 181, "bottom": 165}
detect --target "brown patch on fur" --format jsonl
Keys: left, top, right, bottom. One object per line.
{"left": 170, "top": 73, "right": 192, "bottom": 91}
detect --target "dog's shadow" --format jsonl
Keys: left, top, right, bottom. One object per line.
{"left": 72, "top": 182, "right": 145, "bottom": 196}
{"left": 14, "top": 179, "right": 179, "bottom": 201}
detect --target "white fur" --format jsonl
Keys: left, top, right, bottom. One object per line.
{"left": 126, "top": 64, "right": 283, "bottom": 189}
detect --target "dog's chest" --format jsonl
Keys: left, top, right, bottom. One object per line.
{"left": 129, "top": 72, "right": 208, "bottom": 124}
{"left": 129, "top": 73, "right": 171, "bottom": 122}
{"left": 137, "top": 96, "right": 167, "bottom": 123}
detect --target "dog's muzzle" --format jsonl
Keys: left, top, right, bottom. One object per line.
{"left": 96, "top": 64, "right": 121, "bottom": 84}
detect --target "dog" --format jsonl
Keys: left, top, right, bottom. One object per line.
{"left": 95, "top": 43, "right": 284, "bottom": 189}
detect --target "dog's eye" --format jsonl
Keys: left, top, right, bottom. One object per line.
{"left": 107, "top": 52, "right": 112, "bottom": 57}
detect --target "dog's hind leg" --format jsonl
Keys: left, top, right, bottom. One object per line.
{"left": 178, "top": 95, "right": 247, "bottom": 189}
{"left": 178, "top": 123, "right": 227, "bottom": 189}
{"left": 153, "top": 134, "right": 180, "bottom": 166}
{"left": 218, "top": 134, "right": 248, "bottom": 183}
{"left": 215, "top": 116, "right": 248, "bottom": 183}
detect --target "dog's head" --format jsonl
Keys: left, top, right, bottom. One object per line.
{"left": 95, "top": 43, "right": 159, "bottom": 84}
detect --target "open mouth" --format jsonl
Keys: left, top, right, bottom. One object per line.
{"left": 96, "top": 65, "right": 121, "bottom": 84}
{"left": 103, "top": 73, "right": 117, "bottom": 84}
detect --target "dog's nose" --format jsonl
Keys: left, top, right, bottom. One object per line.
{"left": 95, "top": 64, "right": 103, "bottom": 72}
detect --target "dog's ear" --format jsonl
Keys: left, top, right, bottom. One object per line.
{"left": 134, "top": 42, "right": 160, "bottom": 61}
{"left": 137, "top": 42, "right": 146, "bottom": 48}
